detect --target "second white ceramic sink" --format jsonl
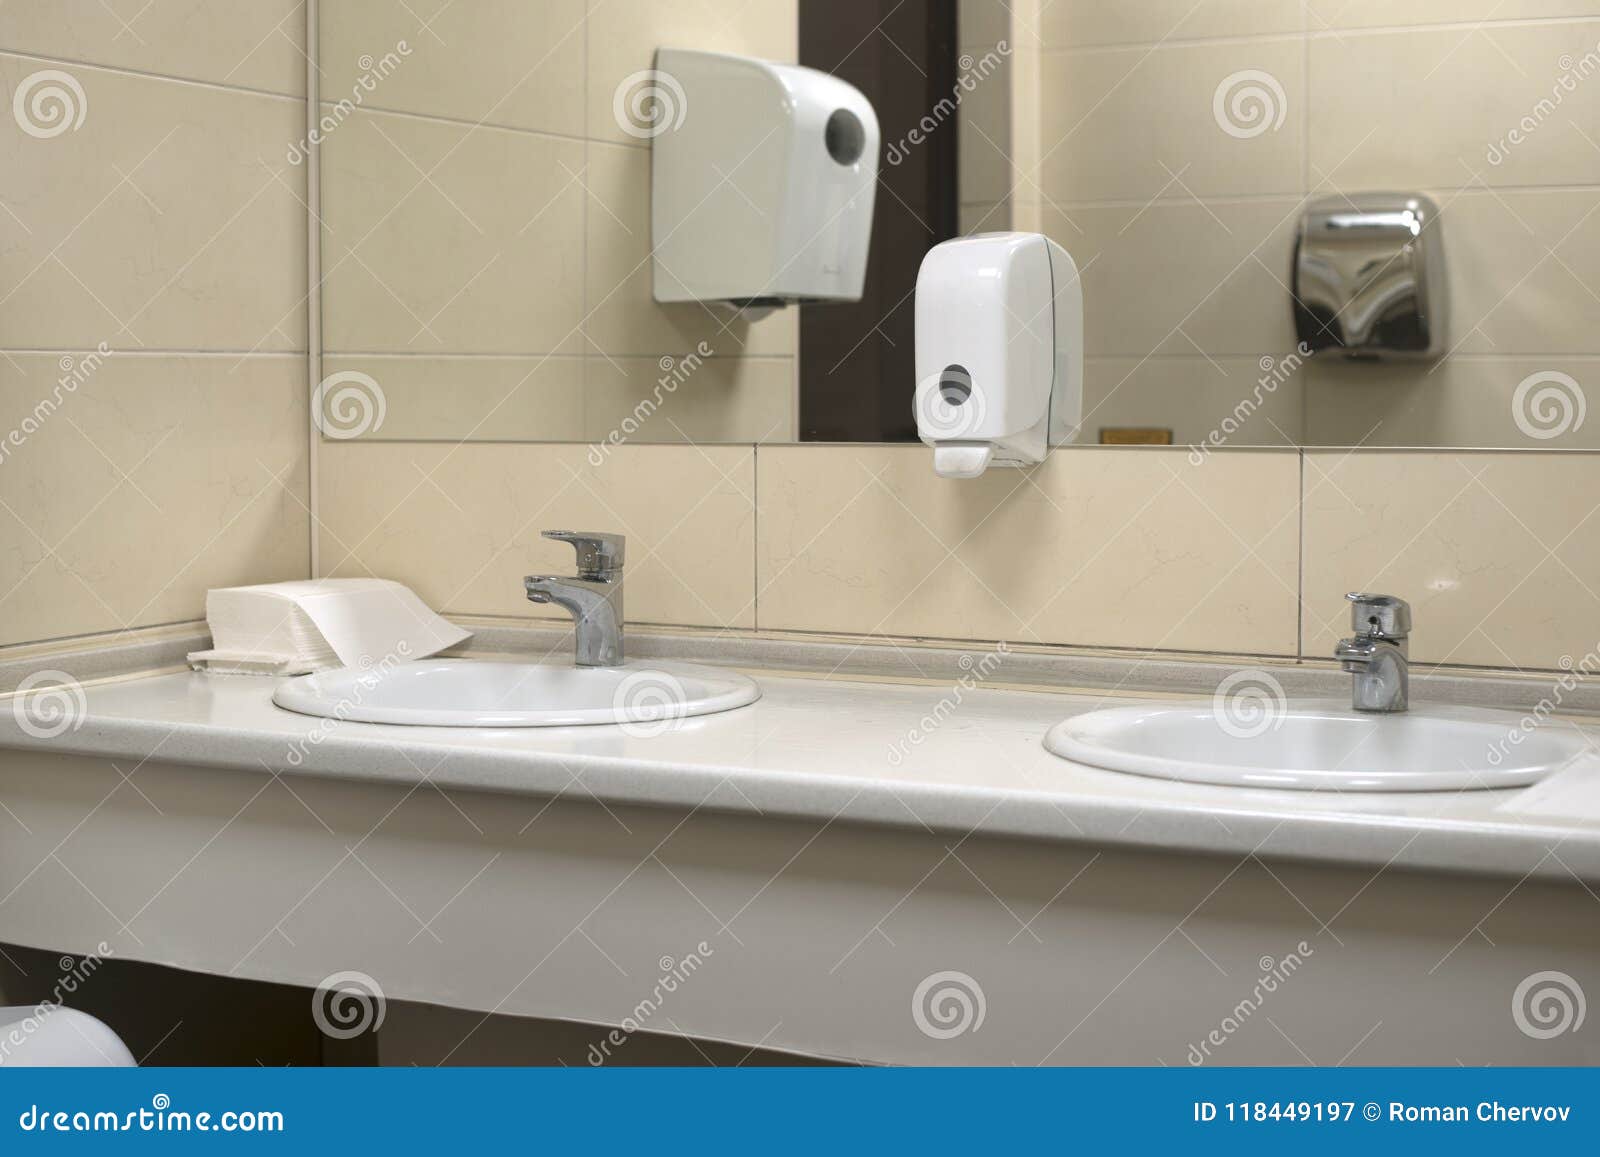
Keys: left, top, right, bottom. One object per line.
{"left": 272, "top": 658, "right": 759, "bottom": 728}
{"left": 1043, "top": 700, "right": 1591, "bottom": 792}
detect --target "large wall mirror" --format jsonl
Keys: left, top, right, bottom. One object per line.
{"left": 314, "top": 1, "right": 1599, "bottom": 451}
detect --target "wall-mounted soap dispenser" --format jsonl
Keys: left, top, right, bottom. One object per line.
{"left": 650, "top": 49, "right": 879, "bottom": 316}
{"left": 913, "top": 232, "right": 1083, "bottom": 479}
{"left": 1292, "top": 193, "right": 1447, "bottom": 358}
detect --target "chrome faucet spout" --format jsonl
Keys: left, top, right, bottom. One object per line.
{"left": 1336, "top": 592, "right": 1410, "bottom": 713}
{"left": 525, "top": 531, "right": 625, "bottom": 667}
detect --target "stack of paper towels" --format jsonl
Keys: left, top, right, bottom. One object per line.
{"left": 188, "top": 579, "right": 471, "bottom": 674}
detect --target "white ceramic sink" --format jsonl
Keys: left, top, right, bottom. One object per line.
{"left": 1043, "top": 700, "right": 1591, "bottom": 791}
{"left": 272, "top": 658, "right": 759, "bottom": 728}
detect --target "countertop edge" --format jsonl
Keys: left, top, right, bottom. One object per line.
{"left": 2, "top": 714, "right": 1595, "bottom": 886}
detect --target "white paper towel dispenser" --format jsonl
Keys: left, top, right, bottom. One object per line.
{"left": 913, "top": 233, "right": 1083, "bottom": 478}
{"left": 650, "top": 49, "right": 878, "bottom": 316}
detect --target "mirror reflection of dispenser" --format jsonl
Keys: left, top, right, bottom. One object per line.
{"left": 913, "top": 233, "right": 1084, "bottom": 479}
{"left": 650, "top": 49, "right": 879, "bottom": 318}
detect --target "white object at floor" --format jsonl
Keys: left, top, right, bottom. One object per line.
{"left": 0, "top": 1007, "right": 136, "bottom": 1066}
{"left": 189, "top": 578, "right": 471, "bottom": 674}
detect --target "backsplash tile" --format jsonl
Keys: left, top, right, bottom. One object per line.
{"left": 1041, "top": 1, "right": 1304, "bottom": 48}
{"left": 1302, "top": 450, "right": 1600, "bottom": 670}
{"left": 1047, "top": 198, "right": 1301, "bottom": 360}
{"left": 1309, "top": 22, "right": 1600, "bottom": 191}
{"left": 0, "top": 354, "right": 308, "bottom": 646}
{"left": 319, "top": 108, "right": 585, "bottom": 355}
{"left": 756, "top": 445, "right": 1300, "bottom": 655}
{"left": 320, "top": 355, "right": 587, "bottom": 442}
{"left": 0, "top": 0, "right": 308, "bottom": 95}
{"left": 1039, "top": 37, "right": 1305, "bottom": 202}
{"left": 320, "top": 0, "right": 586, "bottom": 134}
{"left": 0, "top": 54, "right": 306, "bottom": 352}
{"left": 317, "top": 442, "right": 756, "bottom": 629}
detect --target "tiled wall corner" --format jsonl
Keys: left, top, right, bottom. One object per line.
{"left": 756, "top": 445, "right": 1300, "bottom": 656}
{"left": 0, "top": 3, "right": 312, "bottom": 650}
{"left": 0, "top": 354, "right": 309, "bottom": 647}
{"left": 1302, "top": 450, "right": 1600, "bottom": 670}
{"left": 316, "top": 442, "right": 755, "bottom": 630}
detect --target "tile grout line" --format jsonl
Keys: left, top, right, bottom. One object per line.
{"left": 0, "top": 47, "right": 303, "bottom": 104}
{"left": 1296, "top": 447, "right": 1305, "bottom": 660}
{"left": 306, "top": 0, "right": 322, "bottom": 579}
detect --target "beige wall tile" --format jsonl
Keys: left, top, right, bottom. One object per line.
{"left": 1040, "top": 38, "right": 1304, "bottom": 201}
{"left": 1043, "top": 198, "right": 1301, "bottom": 358}
{"left": 317, "top": 442, "right": 755, "bottom": 628}
{"left": 1438, "top": 187, "right": 1600, "bottom": 356}
{"left": 582, "top": 141, "right": 796, "bottom": 359}
{"left": 1042, "top": 1, "right": 1303, "bottom": 48}
{"left": 1083, "top": 356, "right": 1305, "bottom": 447}
{"left": 959, "top": 200, "right": 1011, "bottom": 234}
{"left": 1305, "top": 356, "right": 1600, "bottom": 449}
{"left": 958, "top": 0, "right": 1010, "bottom": 50}
{"left": 584, "top": 356, "right": 794, "bottom": 444}
{"left": 1310, "top": 22, "right": 1600, "bottom": 191}
{"left": 585, "top": 0, "right": 796, "bottom": 144}
{"left": 320, "top": 108, "right": 584, "bottom": 355}
{"left": 0, "top": 354, "right": 309, "bottom": 645}
{"left": 1302, "top": 450, "right": 1600, "bottom": 669}
{"left": 319, "top": 355, "right": 586, "bottom": 442}
{"left": 1306, "top": 2, "right": 1600, "bottom": 31}
{"left": 0, "top": 56, "right": 306, "bottom": 351}
{"left": 0, "top": 0, "right": 306, "bottom": 95}
{"left": 957, "top": 48, "right": 1012, "bottom": 205}
{"left": 320, "top": 0, "right": 585, "bottom": 135}
{"left": 756, "top": 445, "right": 1299, "bottom": 654}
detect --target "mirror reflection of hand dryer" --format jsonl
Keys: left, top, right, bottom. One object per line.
{"left": 913, "top": 233, "right": 1084, "bottom": 478}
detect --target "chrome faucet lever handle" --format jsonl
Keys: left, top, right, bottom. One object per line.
{"left": 542, "top": 530, "right": 625, "bottom": 579}
{"left": 1345, "top": 592, "right": 1410, "bottom": 639}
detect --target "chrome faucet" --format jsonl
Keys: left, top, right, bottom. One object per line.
{"left": 524, "top": 530, "right": 625, "bottom": 667}
{"left": 1334, "top": 592, "right": 1410, "bottom": 713}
